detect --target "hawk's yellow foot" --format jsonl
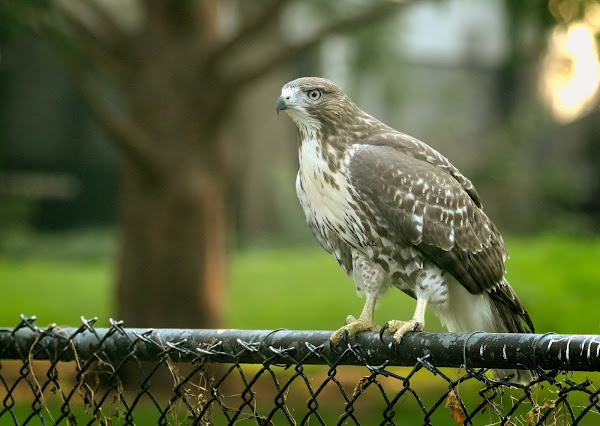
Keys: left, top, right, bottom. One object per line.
{"left": 380, "top": 319, "right": 424, "bottom": 343}
{"left": 330, "top": 314, "right": 379, "bottom": 345}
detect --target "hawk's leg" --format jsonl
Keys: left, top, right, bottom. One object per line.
{"left": 330, "top": 252, "right": 384, "bottom": 345}
{"left": 381, "top": 297, "right": 427, "bottom": 343}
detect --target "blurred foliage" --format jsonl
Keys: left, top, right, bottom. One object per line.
{"left": 0, "top": 0, "right": 46, "bottom": 38}
{"left": 0, "top": 227, "right": 117, "bottom": 260}
{"left": 547, "top": 0, "right": 600, "bottom": 24}
{"left": 2, "top": 0, "right": 600, "bottom": 238}
{"left": 0, "top": 198, "right": 35, "bottom": 236}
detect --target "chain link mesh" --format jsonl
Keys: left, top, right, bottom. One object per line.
{"left": 0, "top": 315, "right": 599, "bottom": 425}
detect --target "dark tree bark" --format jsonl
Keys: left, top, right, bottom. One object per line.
{"left": 117, "top": 158, "right": 226, "bottom": 327}
{"left": 103, "top": 1, "right": 230, "bottom": 328}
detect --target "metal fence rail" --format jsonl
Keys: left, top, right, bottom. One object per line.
{"left": 0, "top": 316, "right": 599, "bottom": 425}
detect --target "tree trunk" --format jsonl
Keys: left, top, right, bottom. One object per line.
{"left": 117, "top": 152, "right": 225, "bottom": 329}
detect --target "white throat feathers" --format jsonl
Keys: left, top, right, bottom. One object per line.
{"left": 285, "top": 108, "right": 321, "bottom": 140}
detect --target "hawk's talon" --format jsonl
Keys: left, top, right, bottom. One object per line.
{"left": 329, "top": 339, "right": 344, "bottom": 354}
{"left": 379, "top": 322, "right": 390, "bottom": 343}
{"left": 379, "top": 319, "right": 424, "bottom": 343}
{"left": 330, "top": 317, "right": 379, "bottom": 345}
{"left": 341, "top": 328, "right": 350, "bottom": 345}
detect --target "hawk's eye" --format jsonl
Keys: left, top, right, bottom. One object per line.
{"left": 307, "top": 89, "right": 322, "bottom": 100}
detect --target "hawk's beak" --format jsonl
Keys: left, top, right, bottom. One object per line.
{"left": 276, "top": 95, "right": 288, "bottom": 115}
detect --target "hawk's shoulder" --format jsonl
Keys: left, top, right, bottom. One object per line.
{"left": 356, "top": 131, "right": 483, "bottom": 208}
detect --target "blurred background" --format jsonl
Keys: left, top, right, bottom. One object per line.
{"left": 1, "top": 0, "right": 600, "bottom": 338}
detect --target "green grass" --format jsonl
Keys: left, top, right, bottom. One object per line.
{"left": 505, "top": 235, "right": 600, "bottom": 334}
{"left": 0, "top": 258, "right": 115, "bottom": 327}
{"left": 1, "top": 232, "right": 599, "bottom": 335}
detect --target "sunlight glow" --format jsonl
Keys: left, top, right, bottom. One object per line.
{"left": 541, "top": 21, "right": 600, "bottom": 123}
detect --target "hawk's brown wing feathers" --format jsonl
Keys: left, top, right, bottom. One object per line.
{"left": 347, "top": 142, "right": 534, "bottom": 333}
{"left": 362, "top": 132, "right": 483, "bottom": 208}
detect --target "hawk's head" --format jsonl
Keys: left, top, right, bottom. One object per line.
{"left": 276, "top": 77, "right": 357, "bottom": 138}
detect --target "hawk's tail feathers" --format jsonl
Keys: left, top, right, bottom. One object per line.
{"left": 433, "top": 276, "right": 535, "bottom": 385}
{"left": 490, "top": 279, "right": 534, "bottom": 334}
{"left": 489, "top": 279, "right": 536, "bottom": 384}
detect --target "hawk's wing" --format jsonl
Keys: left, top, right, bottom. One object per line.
{"left": 346, "top": 142, "right": 533, "bottom": 332}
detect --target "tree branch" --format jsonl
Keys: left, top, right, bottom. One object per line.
{"left": 225, "top": 0, "right": 409, "bottom": 90}
{"left": 12, "top": 0, "right": 131, "bottom": 79}
{"left": 50, "top": 0, "right": 135, "bottom": 76}
{"left": 206, "top": 0, "right": 292, "bottom": 68}
{"left": 52, "top": 0, "right": 127, "bottom": 47}
{"left": 70, "top": 69, "right": 167, "bottom": 179}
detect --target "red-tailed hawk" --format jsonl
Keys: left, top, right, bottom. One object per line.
{"left": 276, "top": 77, "right": 534, "bottom": 383}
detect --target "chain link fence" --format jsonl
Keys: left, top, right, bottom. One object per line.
{"left": 0, "top": 315, "right": 599, "bottom": 425}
